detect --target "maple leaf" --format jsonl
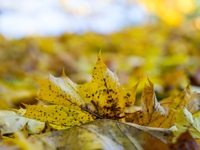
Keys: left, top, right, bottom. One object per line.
{"left": 77, "top": 53, "right": 138, "bottom": 119}
{"left": 169, "top": 86, "right": 200, "bottom": 114}
{"left": 125, "top": 79, "right": 168, "bottom": 127}
{"left": 22, "top": 52, "right": 138, "bottom": 128}
{"left": 126, "top": 81, "right": 200, "bottom": 128}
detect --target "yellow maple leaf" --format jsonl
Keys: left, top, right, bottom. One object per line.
{"left": 168, "top": 86, "right": 200, "bottom": 114}
{"left": 125, "top": 79, "right": 168, "bottom": 127}
{"left": 23, "top": 52, "right": 138, "bottom": 129}
{"left": 77, "top": 52, "right": 138, "bottom": 119}
{"left": 126, "top": 81, "right": 200, "bottom": 128}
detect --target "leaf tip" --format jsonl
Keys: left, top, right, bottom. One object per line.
{"left": 97, "top": 50, "right": 103, "bottom": 62}
{"left": 186, "top": 84, "right": 191, "bottom": 91}
{"left": 147, "top": 77, "right": 153, "bottom": 86}
{"left": 62, "top": 68, "right": 67, "bottom": 77}
{"left": 21, "top": 103, "right": 28, "bottom": 108}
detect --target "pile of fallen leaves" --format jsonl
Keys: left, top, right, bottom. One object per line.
{"left": 0, "top": 52, "right": 199, "bottom": 150}
{"left": 1, "top": 24, "right": 200, "bottom": 109}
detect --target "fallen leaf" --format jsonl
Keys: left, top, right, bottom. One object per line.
{"left": 125, "top": 79, "right": 168, "bottom": 127}
{"left": 126, "top": 82, "right": 200, "bottom": 128}
{"left": 169, "top": 86, "right": 200, "bottom": 114}
{"left": 29, "top": 119, "right": 173, "bottom": 150}
{"left": 77, "top": 52, "right": 138, "bottom": 119}
{"left": 26, "top": 52, "right": 138, "bottom": 128}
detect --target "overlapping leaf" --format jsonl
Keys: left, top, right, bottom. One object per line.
{"left": 77, "top": 53, "right": 138, "bottom": 119}
{"left": 125, "top": 80, "right": 169, "bottom": 127}
{"left": 28, "top": 119, "right": 172, "bottom": 150}
{"left": 126, "top": 81, "right": 200, "bottom": 128}
{"left": 1, "top": 52, "right": 200, "bottom": 149}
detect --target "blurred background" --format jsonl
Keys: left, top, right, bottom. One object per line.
{"left": 0, "top": 0, "right": 200, "bottom": 108}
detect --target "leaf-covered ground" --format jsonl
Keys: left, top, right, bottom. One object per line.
{"left": 0, "top": 52, "right": 200, "bottom": 149}
{"left": 0, "top": 23, "right": 200, "bottom": 109}
{"left": 0, "top": 21, "right": 200, "bottom": 149}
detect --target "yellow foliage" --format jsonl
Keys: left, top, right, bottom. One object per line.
{"left": 23, "top": 53, "right": 138, "bottom": 129}
{"left": 138, "top": 0, "right": 195, "bottom": 25}
{"left": 126, "top": 81, "right": 200, "bottom": 129}
{"left": 23, "top": 104, "right": 94, "bottom": 129}
{"left": 171, "top": 108, "right": 200, "bottom": 142}
{"left": 0, "top": 53, "right": 200, "bottom": 149}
